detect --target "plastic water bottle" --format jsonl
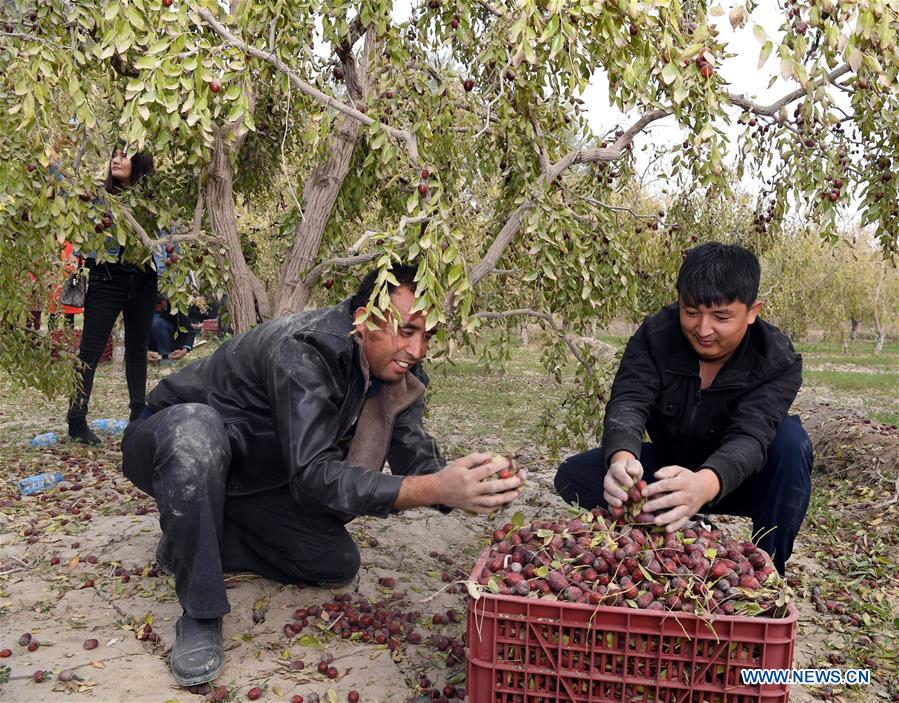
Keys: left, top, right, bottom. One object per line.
{"left": 29, "top": 432, "right": 58, "bottom": 447}
{"left": 18, "top": 472, "right": 65, "bottom": 496}
{"left": 90, "top": 418, "right": 128, "bottom": 434}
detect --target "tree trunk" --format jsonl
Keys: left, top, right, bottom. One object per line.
{"left": 849, "top": 317, "right": 860, "bottom": 341}
{"left": 207, "top": 126, "right": 268, "bottom": 334}
{"left": 272, "top": 114, "right": 362, "bottom": 317}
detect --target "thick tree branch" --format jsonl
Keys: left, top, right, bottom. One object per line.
{"left": 531, "top": 116, "right": 551, "bottom": 174}
{"left": 469, "top": 108, "right": 671, "bottom": 286}
{"left": 469, "top": 65, "right": 855, "bottom": 289}
{"left": 302, "top": 213, "right": 430, "bottom": 288}
{"left": 474, "top": 308, "right": 594, "bottom": 371}
{"left": 119, "top": 207, "right": 219, "bottom": 249}
{"left": 0, "top": 30, "right": 64, "bottom": 48}
{"left": 473, "top": 0, "right": 505, "bottom": 18}
{"left": 71, "top": 126, "right": 88, "bottom": 176}
{"left": 303, "top": 252, "right": 379, "bottom": 288}
{"left": 345, "top": 15, "right": 366, "bottom": 49}
{"left": 188, "top": 172, "right": 207, "bottom": 240}
{"left": 249, "top": 270, "right": 272, "bottom": 319}
{"left": 197, "top": 8, "right": 420, "bottom": 166}
{"left": 727, "top": 64, "right": 851, "bottom": 116}
{"left": 580, "top": 196, "right": 663, "bottom": 223}
{"left": 299, "top": 212, "right": 431, "bottom": 296}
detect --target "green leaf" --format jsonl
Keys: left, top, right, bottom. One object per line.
{"left": 148, "top": 39, "right": 170, "bottom": 55}
{"left": 637, "top": 563, "right": 656, "bottom": 583}
{"left": 752, "top": 24, "right": 767, "bottom": 45}
{"left": 661, "top": 62, "right": 678, "bottom": 85}
{"left": 225, "top": 104, "right": 244, "bottom": 123}
{"left": 296, "top": 635, "right": 323, "bottom": 649}
{"left": 549, "top": 32, "right": 564, "bottom": 59}
{"left": 466, "top": 581, "right": 481, "bottom": 601}
{"left": 124, "top": 5, "right": 145, "bottom": 30}
{"left": 539, "top": 15, "right": 559, "bottom": 42}
{"left": 134, "top": 55, "right": 160, "bottom": 70}
{"left": 757, "top": 40, "right": 773, "bottom": 69}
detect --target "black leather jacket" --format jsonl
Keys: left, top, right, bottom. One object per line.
{"left": 146, "top": 299, "right": 445, "bottom": 517}
{"left": 601, "top": 303, "right": 802, "bottom": 503}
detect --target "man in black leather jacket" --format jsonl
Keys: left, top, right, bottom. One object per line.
{"left": 554, "top": 243, "right": 813, "bottom": 576}
{"left": 121, "top": 264, "right": 525, "bottom": 687}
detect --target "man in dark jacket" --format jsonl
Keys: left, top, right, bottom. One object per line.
{"left": 121, "top": 263, "right": 525, "bottom": 688}
{"left": 554, "top": 242, "right": 812, "bottom": 576}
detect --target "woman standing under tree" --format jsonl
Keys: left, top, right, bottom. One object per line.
{"left": 67, "top": 144, "right": 158, "bottom": 445}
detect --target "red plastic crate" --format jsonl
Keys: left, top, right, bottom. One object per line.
{"left": 201, "top": 318, "right": 220, "bottom": 338}
{"left": 49, "top": 330, "right": 113, "bottom": 362}
{"left": 466, "top": 547, "right": 797, "bottom": 703}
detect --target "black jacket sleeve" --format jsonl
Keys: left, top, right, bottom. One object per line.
{"left": 266, "top": 336, "right": 405, "bottom": 518}
{"left": 702, "top": 355, "right": 802, "bottom": 502}
{"left": 600, "top": 319, "right": 661, "bottom": 465}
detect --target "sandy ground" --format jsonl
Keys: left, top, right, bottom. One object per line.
{"left": 1, "top": 396, "right": 896, "bottom": 702}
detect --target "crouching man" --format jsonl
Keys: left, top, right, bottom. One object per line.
{"left": 121, "top": 263, "right": 525, "bottom": 687}
{"left": 554, "top": 242, "right": 812, "bottom": 575}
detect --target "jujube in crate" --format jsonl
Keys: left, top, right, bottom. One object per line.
{"left": 475, "top": 505, "right": 792, "bottom": 619}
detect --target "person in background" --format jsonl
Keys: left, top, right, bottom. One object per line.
{"left": 67, "top": 143, "right": 158, "bottom": 445}
{"left": 148, "top": 293, "right": 199, "bottom": 362}
{"left": 49, "top": 241, "right": 84, "bottom": 329}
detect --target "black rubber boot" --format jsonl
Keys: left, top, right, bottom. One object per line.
{"left": 170, "top": 615, "right": 224, "bottom": 687}
{"left": 68, "top": 420, "right": 101, "bottom": 446}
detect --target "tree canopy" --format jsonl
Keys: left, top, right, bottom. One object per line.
{"left": 1, "top": 0, "right": 897, "bottom": 439}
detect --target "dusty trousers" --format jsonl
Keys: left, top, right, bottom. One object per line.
{"left": 121, "top": 403, "right": 361, "bottom": 618}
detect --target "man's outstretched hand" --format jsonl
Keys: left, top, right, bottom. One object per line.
{"left": 641, "top": 466, "right": 720, "bottom": 532}
{"left": 436, "top": 453, "right": 526, "bottom": 514}
{"left": 604, "top": 450, "right": 643, "bottom": 507}
{"left": 394, "top": 453, "right": 526, "bottom": 513}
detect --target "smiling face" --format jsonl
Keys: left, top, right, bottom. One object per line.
{"left": 678, "top": 298, "right": 762, "bottom": 363}
{"left": 355, "top": 286, "right": 433, "bottom": 382}
{"left": 109, "top": 148, "right": 133, "bottom": 185}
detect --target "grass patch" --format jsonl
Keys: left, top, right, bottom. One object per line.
{"left": 425, "top": 346, "right": 569, "bottom": 456}
{"left": 870, "top": 411, "right": 899, "bottom": 427}
{"left": 803, "top": 354, "right": 899, "bottom": 369}
{"left": 803, "top": 369, "right": 899, "bottom": 392}
{"left": 796, "top": 339, "right": 899, "bottom": 355}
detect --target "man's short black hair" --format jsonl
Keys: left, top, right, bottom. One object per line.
{"left": 351, "top": 263, "right": 419, "bottom": 310}
{"left": 676, "top": 242, "right": 761, "bottom": 308}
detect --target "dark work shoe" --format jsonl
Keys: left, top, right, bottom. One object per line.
{"left": 170, "top": 615, "right": 224, "bottom": 687}
{"left": 68, "top": 420, "right": 101, "bottom": 446}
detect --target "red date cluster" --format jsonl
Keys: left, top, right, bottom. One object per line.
{"left": 476, "top": 509, "right": 788, "bottom": 618}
